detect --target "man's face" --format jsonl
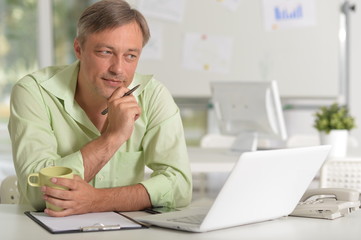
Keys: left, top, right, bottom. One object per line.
{"left": 74, "top": 21, "right": 143, "bottom": 100}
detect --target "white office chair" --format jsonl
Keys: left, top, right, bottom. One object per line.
{"left": 0, "top": 175, "right": 19, "bottom": 204}
{"left": 286, "top": 134, "right": 320, "bottom": 148}
{"left": 198, "top": 134, "right": 234, "bottom": 198}
{"left": 200, "top": 133, "right": 235, "bottom": 148}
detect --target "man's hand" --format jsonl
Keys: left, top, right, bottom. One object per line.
{"left": 42, "top": 175, "right": 99, "bottom": 217}
{"left": 103, "top": 86, "right": 141, "bottom": 144}
{"left": 81, "top": 86, "right": 142, "bottom": 182}
{"left": 41, "top": 175, "right": 152, "bottom": 217}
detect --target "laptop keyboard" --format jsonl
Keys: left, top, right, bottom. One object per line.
{"left": 168, "top": 214, "right": 206, "bottom": 225}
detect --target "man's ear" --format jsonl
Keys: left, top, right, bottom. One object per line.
{"left": 74, "top": 38, "right": 82, "bottom": 59}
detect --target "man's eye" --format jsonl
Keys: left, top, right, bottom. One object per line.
{"left": 127, "top": 54, "right": 137, "bottom": 60}
{"left": 97, "top": 50, "right": 112, "bottom": 55}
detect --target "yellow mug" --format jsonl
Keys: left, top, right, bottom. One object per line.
{"left": 28, "top": 166, "right": 73, "bottom": 211}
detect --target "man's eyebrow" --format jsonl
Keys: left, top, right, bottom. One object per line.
{"left": 94, "top": 44, "right": 114, "bottom": 49}
{"left": 128, "top": 48, "right": 141, "bottom": 53}
{"left": 94, "top": 44, "right": 141, "bottom": 53}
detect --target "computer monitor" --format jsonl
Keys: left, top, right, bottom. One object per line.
{"left": 210, "top": 80, "right": 287, "bottom": 152}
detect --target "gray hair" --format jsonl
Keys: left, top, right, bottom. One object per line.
{"left": 76, "top": 0, "right": 150, "bottom": 47}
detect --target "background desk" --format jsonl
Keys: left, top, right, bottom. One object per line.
{"left": 145, "top": 147, "right": 239, "bottom": 174}
{"left": 187, "top": 147, "right": 239, "bottom": 172}
{"left": 2, "top": 204, "right": 361, "bottom": 240}
{"left": 147, "top": 147, "right": 239, "bottom": 198}
{"left": 187, "top": 147, "right": 361, "bottom": 193}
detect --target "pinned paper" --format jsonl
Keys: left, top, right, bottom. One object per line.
{"left": 262, "top": 0, "right": 316, "bottom": 31}
{"left": 182, "top": 33, "right": 233, "bottom": 74}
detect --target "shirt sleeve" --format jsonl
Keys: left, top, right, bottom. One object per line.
{"left": 139, "top": 81, "right": 192, "bottom": 208}
{"left": 8, "top": 77, "right": 84, "bottom": 210}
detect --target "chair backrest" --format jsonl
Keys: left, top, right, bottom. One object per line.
{"left": 320, "top": 160, "right": 361, "bottom": 192}
{"left": 0, "top": 175, "right": 19, "bottom": 204}
{"left": 200, "top": 133, "right": 235, "bottom": 148}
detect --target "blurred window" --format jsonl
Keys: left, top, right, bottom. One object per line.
{"left": 52, "top": 0, "right": 93, "bottom": 65}
{"left": 0, "top": 0, "right": 38, "bottom": 122}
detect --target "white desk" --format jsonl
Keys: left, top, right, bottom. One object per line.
{"left": 188, "top": 147, "right": 361, "bottom": 190}
{"left": 2, "top": 204, "right": 361, "bottom": 240}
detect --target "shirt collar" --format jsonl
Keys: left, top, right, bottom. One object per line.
{"left": 40, "top": 61, "right": 79, "bottom": 102}
{"left": 40, "top": 61, "right": 99, "bottom": 134}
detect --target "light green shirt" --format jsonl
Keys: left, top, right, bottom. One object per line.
{"left": 8, "top": 61, "right": 192, "bottom": 211}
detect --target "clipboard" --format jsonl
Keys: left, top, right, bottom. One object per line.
{"left": 25, "top": 211, "right": 147, "bottom": 234}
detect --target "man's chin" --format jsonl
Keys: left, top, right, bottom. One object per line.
{"left": 98, "top": 88, "right": 116, "bottom": 99}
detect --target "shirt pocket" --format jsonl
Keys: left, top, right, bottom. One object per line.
{"left": 104, "top": 151, "right": 145, "bottom": 187}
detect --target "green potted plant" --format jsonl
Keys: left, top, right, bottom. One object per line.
{"left": 314, "top": 103, "right": 356, "bottom": 157}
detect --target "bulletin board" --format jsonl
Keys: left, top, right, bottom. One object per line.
{"left": 133, "top": 0, "right": 341, "bottom": 98}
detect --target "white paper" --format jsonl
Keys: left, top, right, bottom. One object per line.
{"left": 137, "top": 0, "right": 186, "bottom": 22}
{"left": 28, "top": 211, "right": 141, "bottom": 232}
{"left": 262, "top": 0, "right": 316, "bottom": 31}
{"left": 182, "top": 33, "right": 233, "bottom": 74}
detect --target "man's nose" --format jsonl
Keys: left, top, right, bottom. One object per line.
{"left": 109, "top": 56, "right": 124, "bottom": 75}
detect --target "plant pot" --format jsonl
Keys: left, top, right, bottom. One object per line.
{"left": 319, "top": 130, "right": 348, "bottom": 158}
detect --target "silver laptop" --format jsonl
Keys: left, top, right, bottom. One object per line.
{"left": 136, "top": 145, "right": 331, "bottom": 232}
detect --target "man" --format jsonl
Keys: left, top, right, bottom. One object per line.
{"left": 8, "top": 0, "right": 192, "bottom": 217}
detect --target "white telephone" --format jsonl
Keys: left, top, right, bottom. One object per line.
{"left": 290, "top": 188, "right": 360, "bottom": 220}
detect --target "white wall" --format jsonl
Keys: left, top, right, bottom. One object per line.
{"left": 216, "top": 0, "right": 361, "bottom": 153}
{"left": 349, "top": 0, "right": 361, "bottom": 155}
{"left": 137, "top": 0, "right": 341, "bottom": 98}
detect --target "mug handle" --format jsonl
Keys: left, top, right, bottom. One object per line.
{"left": 28, "top": 173, "right": 40, "bottom": 187}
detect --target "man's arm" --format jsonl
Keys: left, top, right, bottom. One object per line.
{"left": 138, "top": 81, "right": 192, "bottom": 209}
{"left": 42, "top": 176, "right": 152, "bottom": 217}
{"left": 9, "top": 78, "right": 144, "bottom": 211}
{"left": 80, "top": 131, "right": 126, "bottom": 182}
{"left": 80, "top": 87, "right": 141, "bottom": 182}
{"left": 41, "top": 87, "right": 148, "bottom": 216}
{"left": 10, "top": 74, "right": 191, "bottom": 214}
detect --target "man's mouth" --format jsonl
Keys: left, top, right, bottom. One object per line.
{"left": 103, "top": 77, "right": 121, "bottom": 82}
{"left": 102, "top": 78, "right": 125, "bottom": 87}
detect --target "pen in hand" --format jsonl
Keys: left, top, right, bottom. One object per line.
{"left": 101, "top": 84, "right": 140, "bottom": 115}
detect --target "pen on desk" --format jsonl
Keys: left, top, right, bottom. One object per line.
{"left": 101, "top": 84, "right": 140, "bottom": 115}
{"left": 81, "top": 224, "right": 121, "bottom": 232}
